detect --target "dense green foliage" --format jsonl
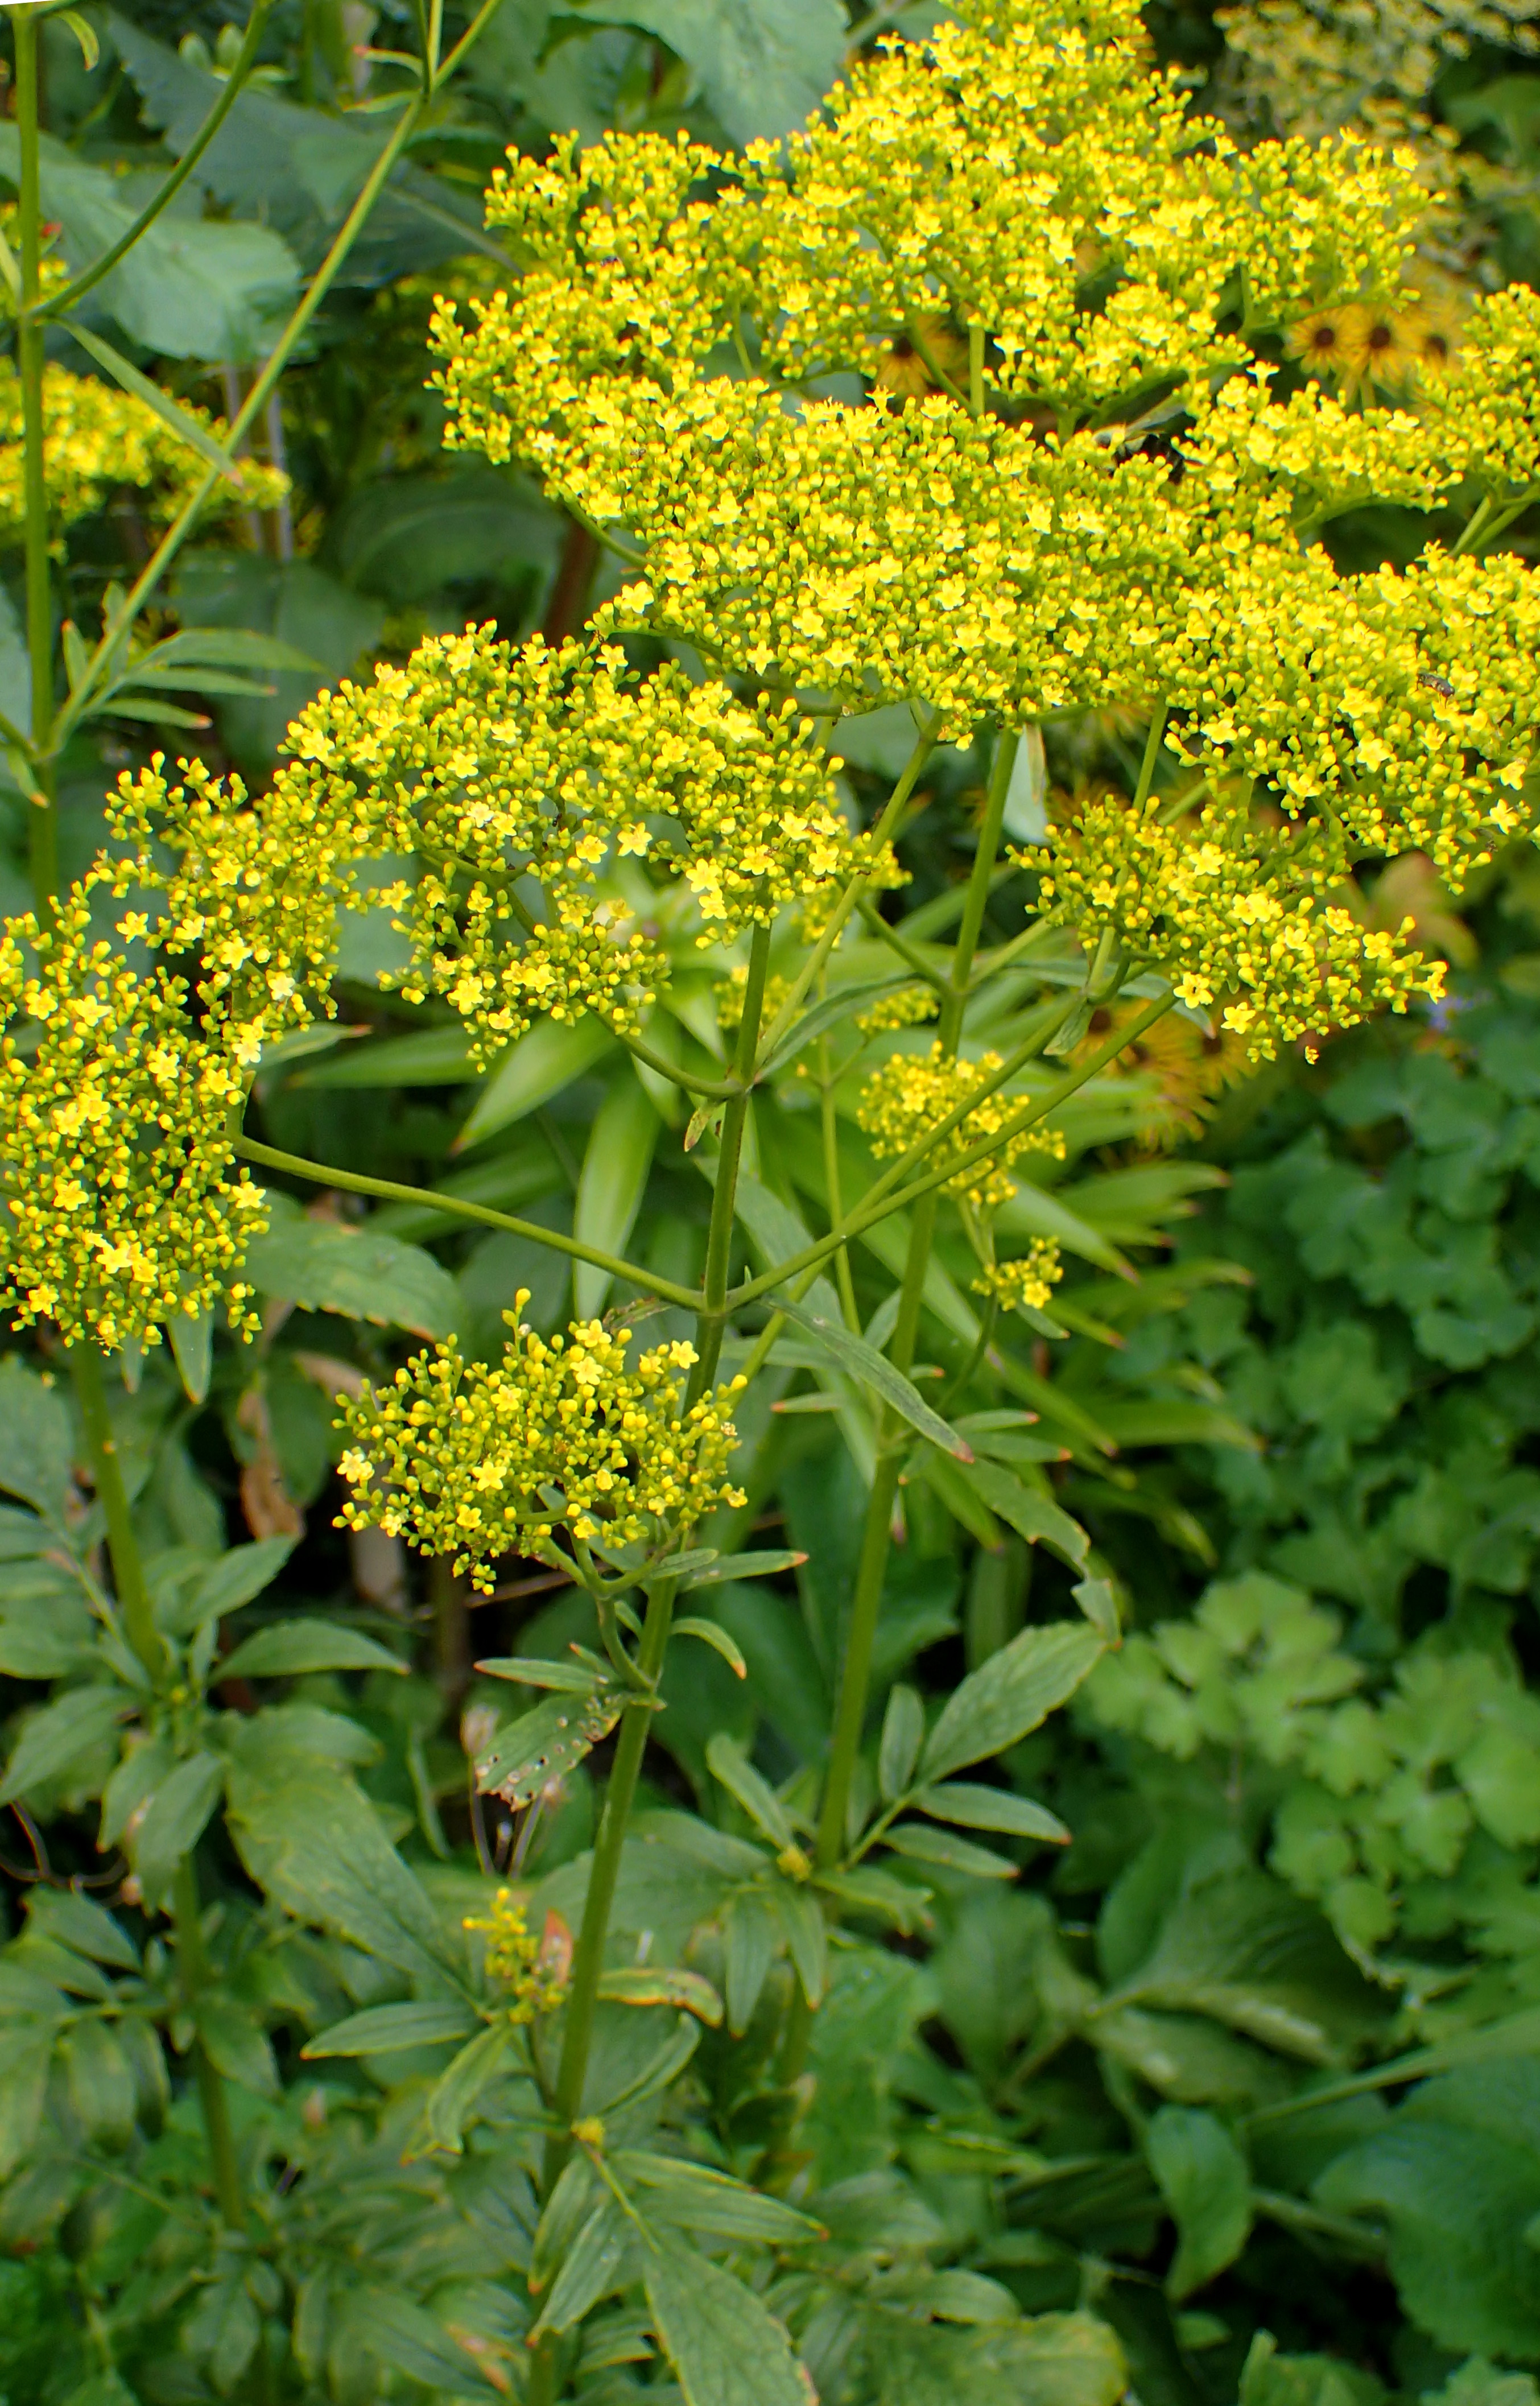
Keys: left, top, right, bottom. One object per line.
{"left": 1, "top": 5, "right": 1540, "bottom": 2406}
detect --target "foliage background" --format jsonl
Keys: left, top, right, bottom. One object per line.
{"left": 3, "top": 2, "right": 1540, "bottom": 2403}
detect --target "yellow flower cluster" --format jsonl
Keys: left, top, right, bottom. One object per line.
{"left": 0, "top": 881, "right": 265, "bottom": 1349}
{"left": 0, "top": 363, "right": 286, "bottom": 546}
{"left": 857, "top": 1042, "right": 1066, "bottom": 1209}
{"left": 335, "top": 1297, "right": 746, "bottom": 1590}
{"left": 972, "top": 1242, "right": 1064, "bottom": 1314}
{"left": 1419, "top": 284, "right": 1540, "bottom": 498}
{"left": 121, "top": 635, "right": 864, "bottom": 1066}
{"left": 1036, "top": 790, "right": 1443, "bottom": 1058}
{"left": 462, "top": 1888, "right": 569, "bottom": 2024}
{"left": 856, "top": 983, "right": 939, "bottom": 1036}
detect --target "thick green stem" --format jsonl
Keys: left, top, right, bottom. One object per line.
{"left": 235, "top": 1138, "right": 700, "bottom": 1310}
{"left": 173, "top": 1860, "right": 246, "bottom": 2231}
{"left": 13, "top": 9, "right": 56, "bottom": 907}
{"left": 69, "top": 1347, "right": 163, "bottom": 1678}
{"left": 819, "top": 1028, "right": 860, "bottom": 1331}
{"left": 814, "top": 729, "right": 1018, "bottom": 1869}
{"left": 540, "top": 1577, "right": 674, "bottom": 2193}
{"left": 688, "top": 918, "right": 772, "bottom": 1402}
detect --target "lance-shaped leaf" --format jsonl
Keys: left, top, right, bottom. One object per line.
{"left": 132, "top": 1750, "right": 226, "bottom": 1907}
{"left": 919, "top": 1621, "right": 1105, "bottom": 1785}
{"left": 1147, "top": 2105, "right": 1253, "bottom": 2300}
{"left": 705, "top": 1734, "right": 793, "bottom": 1848}
{"left": 63, "top": 321, "right": 246, "bottom": 487}
{"left": 598, "top": 1967, "right": 724, "bottom": 2025}
{"left": 474, "top": 1656, "right": 607, "bottom": 1694}
{"left": 456, "top": 1016, "right": 617, "bottom": 1149}
{"left": 642, "top": 2233, "right": 811, "bottom": 2406}
{"left": 775, "top": 1297, "right": 972, "bottom": 1460}
{"left": 218, "top": 1620, "right": 404, "bottom": 1683}
{"left": 916, "top": 1782, "right": 1071, "bottom": 1844}
{"left": 424, "top": 2023, "right": 520, "bottom": 2155}
{"left": 882, "top": 1822, "right": 1017, "bottom": 1880}
{"left": 616, "top": 2151, "right": 824, "bottom": 2244}
{"left": 303, "top": 2000, "right": 480, "bottom": 2058}
{"left": 0, "top": 1685, "right": 130, "bottom": 1806}
{"left": 531, "top": 2199, "right": 633, "bottom": 2340}
{"left": 475, "top": 1689, "right": 626, "bottom": 1807}
{"left": 949, "top": 1456, "right": 1089, "bottom": 1569}
{"left": 676, "top": 1549, "right": 806, "bottom": 1591}
{"left": 573, "top": 1070, "right": 659, "bottom": 1318}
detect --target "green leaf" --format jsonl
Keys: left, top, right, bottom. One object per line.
{"left": 162, "top": 1537, "right": 297, "bottom": 1636}
{"left": 26, "top": 1889, "right": 138, "bottom": 1972}
{"left": 217, "top": 1620, "right": 406, "bottom": 1683}
{"left": 293, "top": 1023, "right": 478, "bottom": 1087}
{"left": 132, "top": 1750, "right": 226, "bottom": 1908}
{"left": 916, "top": 1782, "right": 1071, "bottom": 1843}
{"left": 63, "top": 322, "right": 246, "bottom": 488}
{"left": 424, "top": 2023, "right": 520, "bottom": 2153}
{"left": 532, "top": 2199, "right": 631, "bottom": 2338}
{"left": 304, "top": 1999, "right": 480, "bottom": 2057}
{"left": 776, "top": 1297, "right": 973, "bottom": 1460}
{"left": 0, "top": 1356, "right": 73, "bottom": 1526}
{"left": 705, "top": 1734, "right": 793, "bottom": 1848}
{"left": 574, "top": 0, "right": 844, "bottom": 142}
{"left": 226, "top": 1746, "right": 465, "bottom": 1996}
{"left": 883, "top": 1821, "right": 1017, "bottom": 1879}
{"left": 0, "top": 2025, "right": 51, "bottom": 2178}
{"left": 0, "top": 126, "right": 300, "bottom": 361}
{"left": 349, "top": 2291, "right": 502, "bottom": 2397}
{"left": 642, "top": 2232, "right": 810, "bottom": 2406}
{"left": 456, "top": 1015, "right": 618, "bottom": 1149}
{"left": 880, "top": 1684, "right": 926, "bottom": 1802}
{"left": 195, "top": 1997, "right": 279, "bottom": 2098}
{"left": 573, "top": 1071, "right": 658, "bottom": 1318}
{"left": 168, "top": 1306, "right": 213, "bottom": 1406}
{"left": 949, "top": 1457, "right": 1089, "bottom": 1569}
{"left": 677, "top": 1549, "right": 807, "bottom": 1590}
{"left": 723, "top": 1890, "right": 779, "bottom": 2033}
{"left": 616, "top": 2150, "right": 824, "bottom": 2243}
{"left": 1146, "top": 2104, "right": 1253, "bottom": 2298}
{"left": 598, "top": 1967, "right": 725, "bottom": 2024}
{"left": 243, "top": 1201, "right": 460, "bottom": 1339}
{"left": 475, "top": 1690, "right": 626, "bottom": 1807}
{"left": 63, "top": 2018, "right": 137, "bottom": 2147}
{"left": 0, "top": 1686, "right": 129, "bottom": 1807}
{"left": 474, "top": 1656, "right": 607, "bottom": 1693}
{"left": 773, "top": 1885, "right": 827, "bottom": 2005}
{"left": 919, "top": 1623, "right": 1104, "bottom": 1784}
{"left": 673, "top": 1616, "right": 748, "bottom": 1677}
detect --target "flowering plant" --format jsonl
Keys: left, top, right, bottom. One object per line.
{"left": 0, "top": 1, "right": 1537, "bottom": 2400}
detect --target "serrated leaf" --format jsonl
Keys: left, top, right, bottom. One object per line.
{"left": 777, "top": 1297, "right": 972, "bottom": 1460}
{"left": 883, "top": 1821, "right": 1018, "bottom": 1879}
{"left": 243, "top": 1204, "right": 460, "bottom": 1338}
{"left": 919, "top": 1622, "right": 1104, "bottom": 1784}
{"left": 303, "top": 1999, "right": 480, "bottom": 2057}
{"left": 642, "top": 2233, "right": 811, "bottom": 2406}
{"left": 217, "top": 1619, "right": 405, "bottom": 1682}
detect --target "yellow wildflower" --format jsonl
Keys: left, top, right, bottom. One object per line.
{"left": 857, "top": 1042, "right": 1066, "bottom": 1210}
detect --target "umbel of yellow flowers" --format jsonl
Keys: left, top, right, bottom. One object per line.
{"left": 3, "top": 0, "right": 1540, "bottom": 1357}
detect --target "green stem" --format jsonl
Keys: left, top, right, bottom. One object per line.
{"left": 234, "top": 1137, "right": 701, "bottom": 1310}
{"left": 688, "top": 918, "right": 771, "bottom": 1402}
{"left": 13, "top": 7, "right": 56, "bottom": 909}
{"left": 54, "top": 0, "right": 508, "bottom": 748}
{"left": 813, "top": 728, "right": 1018, "bottom": 1871}
{"left": 38, "top": 1, "right": 276, "bottom": 325}
{"left": 757, "top": 719, "right": 938, "bottom": 1063}
{"left": 819, "top": 1027, "right": 860, "bottom": 1332}
{"left": 730, "top": 990, "right": 1167, "bottom": 1315}
{"left": 69, "top": 1347, "right": 163, "bottom": 1679}
{"left": 173, "top": 1859, "right": 246, "bottom": 2230}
